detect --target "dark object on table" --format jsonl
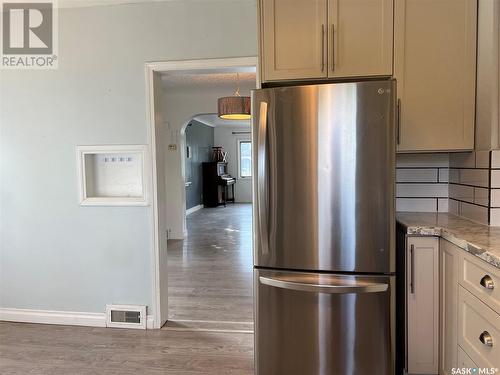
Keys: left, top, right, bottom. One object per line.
{"left": 211, "top": 147, "right": 227, "bottom": 162}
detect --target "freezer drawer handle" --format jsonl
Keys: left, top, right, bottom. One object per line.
{"left": 259, "top": 276, "right": 388, "bottom": 294}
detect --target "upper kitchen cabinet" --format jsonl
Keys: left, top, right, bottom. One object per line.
{"left": 259, "top": 0, "right": 393, "bottom": 82}
{"left": 395, "top": 0, "right": 477, "bottom": 152}
{"left": 260, "top": 0, "right": 328, "bottom": 81}
{"left": 328, "top": 0, "right": 393, "bottom": 78}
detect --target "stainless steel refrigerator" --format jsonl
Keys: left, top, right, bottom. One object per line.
{"left": 252, "top": 80, "right": 396, "bottom": 375}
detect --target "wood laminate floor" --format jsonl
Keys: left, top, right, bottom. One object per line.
{"left": 0, "top": 322, "right": 253, "bottom": 374}
{"left": 0, "top": 204, "right": 255, "bottom": 374}
{"left": 167, "top": 204, "right": 253, "bottom": 325}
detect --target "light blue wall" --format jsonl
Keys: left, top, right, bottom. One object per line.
{"left": 0, "top": 0, "right": 257, "bottom": 313}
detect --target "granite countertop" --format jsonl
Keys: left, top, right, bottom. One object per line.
{"left": 396, "top": 212, "right": 500, "bottom": 269}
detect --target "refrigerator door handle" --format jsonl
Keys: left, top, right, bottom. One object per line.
{"left": 257, "top": 102, "right": 269, "bottom": 255}
{"left": 259, "top": 276, "right": 388, "bottom": 294}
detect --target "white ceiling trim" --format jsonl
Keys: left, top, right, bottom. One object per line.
{"left": 57, "top": 0, "right": 243, "bottom": 8}
{"left": 161, "top": 72, "right": 256, "bottom": 90}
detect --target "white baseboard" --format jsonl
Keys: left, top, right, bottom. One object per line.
{"left": 0, "top": 308, "right": 106, "bottom": 327}
{"left": 146, "top": 315, "right": 155, "bottom": 329}
{"left": 0, "top": 308, "right": 156, "bottom": 329}
{"left": 186, "top": 204, "right": 203, "bottom": 215}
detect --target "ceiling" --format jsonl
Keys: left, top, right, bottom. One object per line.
{"left": 58, "top": 0, "right": 239, "bottom": 8}
{"left": 192, "top": 114, "right": 251, "bottom": 129}
{"left": 162, "top": 68, "right": 255, "bottom": 129}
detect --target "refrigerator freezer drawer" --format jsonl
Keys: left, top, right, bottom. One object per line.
{"left": 255, "top": 269, "right": 395, "bottom": 375}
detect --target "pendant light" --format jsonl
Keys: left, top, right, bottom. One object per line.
{"left": 218, "top": 73, "right": 251, "bottom": 120}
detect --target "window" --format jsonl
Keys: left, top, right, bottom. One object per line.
{"left": 238, "top": 140, "right": 252, "bottom": 178}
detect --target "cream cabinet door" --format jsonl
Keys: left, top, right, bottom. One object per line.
{"left": 440, "top": 239, "right": 459, "bottom": 375}
{"left": 328, "top": 0, "right": 393, "bottom": 78}
{"left": 407, "top": 236, "right": 439, "bottom": 374}
{"left": 395, "top": 0, "right": 477, "bottom": 152}
{"left": 260, "top": 0, "right": 328, "bottom": 81}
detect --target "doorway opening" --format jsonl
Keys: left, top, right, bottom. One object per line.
{"left": 146, "top": 57, "right": 258, "bottom": 329}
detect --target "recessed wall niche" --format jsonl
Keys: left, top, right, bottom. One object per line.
{"left": 76, "top": 145, "right": 149, "bottom": 206}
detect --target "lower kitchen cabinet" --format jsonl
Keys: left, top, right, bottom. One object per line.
{"left": 406, "top": 236, "right": 439, "bottom": 374}
{"left": 404, "top": 234, "right": 500, "bottom": 375}
{"left": 458, "top": 250, "right": 500, "bottom": 370}
{"left": 440, "top": 239, "right": 459, "bottom": 375}
{"left": 458, "top": 286, "right": 500, "bottom": 369}
{"left": 439, "top": 239, "right": 500, "bottom": 374}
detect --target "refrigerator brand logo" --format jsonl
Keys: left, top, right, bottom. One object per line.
{"left": 1, "top": 0, "right": 58, "bottom": 69}
{"left": 452, "top": 368, "right": 499, "bottom": 375}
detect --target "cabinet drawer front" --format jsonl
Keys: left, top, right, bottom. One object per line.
{"left": 457, "top": 345, "right": 477, "bottom": 369}
{"left": 458, "top": 286, "right": 500, "bottom": 368}
{"left": 460, "top": 252, "right": 500, "bottom": 314}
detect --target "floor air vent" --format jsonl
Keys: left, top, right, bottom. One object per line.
{"left": 106, "top": 304, "right": 146, "bottom": 329}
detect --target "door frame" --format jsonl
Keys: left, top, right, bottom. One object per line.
{"left": 145, "top": 56, "right": 258, "bottom": 329}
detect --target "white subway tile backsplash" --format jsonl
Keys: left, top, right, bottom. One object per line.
{"left": 475, "top": 151, "right": 491, "bottom": 168}
{"left": 458, "top": 169, "right": 489, "bottom": 188}
{"left": 394, "top": 151, "right": 495, "bottom": 219}
{"left": 396, "top": 169, "right": 438, "bottom": 182}
{"left": 449, "top": 169, "right": 459, "bottom": 184}
{"left": 396, "top": 153, "right": 449, "bottom": 167}
{"left": 396, "top": 183, "right": 448, "bottom": 198}
{"left": 490, "top": 189, "right": 500, "bottom": 207}
{"left": 395, "top": 154, "right": 449, "bottom": 213}
{"left": 491, "top": 170, "right": 500, "bottom": 188}
{"left": 438, "top": 199, "right": 449, "bottom": 212}
{"left": 490, "top": 208, "right": 500, "bottom": 226}
{"left": 396, "top": 198, "right": 438, "bottom": 212}
{"left": 449, "top": 184, "right": 474, "bottom": 203}
{"left": 460, "top": 202, "right": 489, "bottom": 225}
{"left": 474, "top": 187, "right": 489, "bottom": 206}
{"left": 438, "top": 168, "right": 449, "bottom": 183}
{"left": 491, "top": 150, "right": 500, "bottom": 168}
{"left": 449, "top": 152, "right": 475, "bottom": 168}
{"left": 449, "top": 199, "right": 460, "bottom": 215}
